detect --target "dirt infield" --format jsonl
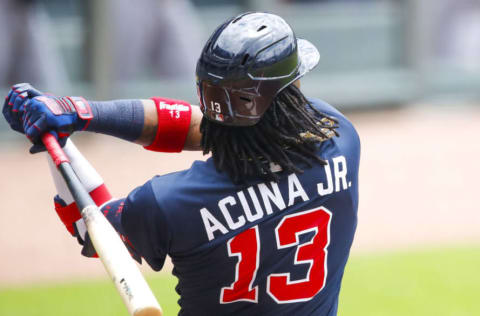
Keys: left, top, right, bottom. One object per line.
{"left": 1, "top": 104, "right": 479, "bottom": 285}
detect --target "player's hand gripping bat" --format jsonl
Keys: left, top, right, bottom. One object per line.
{"left": 41, "top": 133, "right": 162, "bottom": 316}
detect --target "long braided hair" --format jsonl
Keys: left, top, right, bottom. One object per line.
{"left": 200, "top": 84, "right": 339, "bottom": 183}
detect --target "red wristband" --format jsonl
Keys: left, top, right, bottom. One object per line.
{"left": 144, "top": 97, "right": 192, "bottom": 153}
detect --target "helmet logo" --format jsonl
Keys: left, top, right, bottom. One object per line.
{"left": 215, "top": 113, "right": 224, "bottom": 122}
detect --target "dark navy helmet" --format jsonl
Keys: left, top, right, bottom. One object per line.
{"left": 196, "top": 12, "right": 320, "bottom": 126}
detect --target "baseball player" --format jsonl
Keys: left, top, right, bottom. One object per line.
{"left": 3, "top": 12, "right": 360, "bottom": 316}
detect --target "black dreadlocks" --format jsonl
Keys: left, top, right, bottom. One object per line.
{"left": 200, "top": 84, "right": 339, "bottom": 183}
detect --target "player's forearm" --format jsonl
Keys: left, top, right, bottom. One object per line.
{"left": 4, "top": 83, "right": 204, "bottom": 151}
{"left": 137, "top": 99, "right": 203, "bottom": 150}
{"left": 86, "top": 99, "right": 145, "bottom": 143}
{"left": 136, "top": 99, "right": 158, "bottom": 146}
{"left": 85, "top": 98, "right": 203, "bottom": 151}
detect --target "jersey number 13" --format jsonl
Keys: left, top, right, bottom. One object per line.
{"left": 220, "top": 207, "right": 332, "bottom": 304}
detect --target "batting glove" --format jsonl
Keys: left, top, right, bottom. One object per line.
{"left": 2, "top": 83, "right": 42, "bottom": 134}
{"left": 22, "top": 95, "right": 93, "bottom": 153}
{"left": 53, "top": 195, "right": 98, "bottom": 257}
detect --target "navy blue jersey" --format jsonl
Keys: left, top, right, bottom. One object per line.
{"left": 117, "top": 98, "right": 360, "bottom": 316}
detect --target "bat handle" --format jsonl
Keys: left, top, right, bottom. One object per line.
{"left": 41, "top": 133, "right": 94, "bottom": 210}
{"left": 41, "top": 133, "right": 70, "bottom": 167}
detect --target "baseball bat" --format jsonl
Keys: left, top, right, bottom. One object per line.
{"left": 42, "top": 133, "right": 162, "bottom": 316}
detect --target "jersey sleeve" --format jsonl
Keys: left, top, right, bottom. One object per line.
{"left": 308, "top": 98, "right": 346, "bottom": 120}
{"left": 76, "top": 198, "right": 141, "bottom": 263}
{"left": 120, "top": 180, "right": 171, "bottom": 271}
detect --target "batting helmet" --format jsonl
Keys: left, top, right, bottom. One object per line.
{"left": 196, "top": 12, "right": 320, "bottom": 126}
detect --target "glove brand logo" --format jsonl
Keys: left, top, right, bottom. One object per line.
{"left": 36, "top": 96, "right": 63, "bottom": 115}
{"left": 69, "top": 96, "right": 93, "bottom": 120}
{"left": 75, "top": 100, "right": 88, "bottom": 112}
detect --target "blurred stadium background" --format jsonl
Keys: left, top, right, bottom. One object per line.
{"left": 0, "top": 0, "right": 479, "bottom": 315}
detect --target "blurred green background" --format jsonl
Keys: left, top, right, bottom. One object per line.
{"left": 1, "top": 246, "right": 480, "bottom": 315}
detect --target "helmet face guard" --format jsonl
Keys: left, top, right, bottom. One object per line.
{"left": 196, "top": 12, "right": 320, "bottom": 126}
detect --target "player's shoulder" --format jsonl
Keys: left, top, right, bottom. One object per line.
{"left": 308, "top": 97, "right": 351, "bottom": 126}
{"left": 308, "top": 97, "right": 344, "bottom": 117}
{"left": 123, "top": 160, "right": 222, "bottom": 230}
{"left": 146, "top": 158, "right": 230, "bottom": 200}
{"left": 308, "top": 97, "right": 360, "bottom": 145}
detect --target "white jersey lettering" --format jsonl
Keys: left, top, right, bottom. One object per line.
{"left": 317, "top": 161, "right": 334, "bottom": 196}
{"left": 287, "top": 173, "right": 309, "bottom": 206}
{"left": 219, "top": 196, "right": 246, "bottom": 230}
{"left": 258, "top": 182, "right": 286, "bottom": 214}
{"left": 200, "top": 207, "right": 229, "bottom": 241}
